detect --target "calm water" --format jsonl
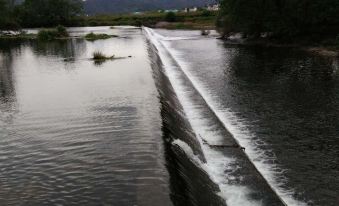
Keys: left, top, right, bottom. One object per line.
{"left": 0, "top": 27, "right": 172, "bottom": 205}
{"left": 0, "top": 27, "right": 338, "bottom": 206}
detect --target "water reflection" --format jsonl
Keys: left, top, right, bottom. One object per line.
{"left": 157, "top": 30, "right": 339, "bottom": 205}
{"left": 218, "top": 44, "right": 339, "bottom": 206}
{"left": 0, "top": 27, "right": 172, "bottom": 206}
{"left": 224, "top": 45, "right": 336, "bottom": 82}
{"left": 32, "top": 38, "right": 86, "bottom": 59}
{"left": 0, "top": 43, "right": 18, "bottom": 122}
{"left": 0, "top": 55, "right": 15, "bottom": 101}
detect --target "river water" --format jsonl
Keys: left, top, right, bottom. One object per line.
{"left": 0, "top": 27, "right": 338, "bottom": 206}
{"left": 0, "top": 27, "right": 172, "bottom": 206}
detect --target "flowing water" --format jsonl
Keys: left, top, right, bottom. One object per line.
{"left": 145, "top": 28, "right": 338, "bottom": 206}
{"left": 0, "top": 27, "right": 338, "bottom": 206}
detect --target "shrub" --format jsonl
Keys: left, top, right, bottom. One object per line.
{"left": 37, "top": 25, "right": 69, "bottom": 41}
{"left": 56, "top": 25, "right": 69, "bottom": 37}
{"left": 201, "top": 10, "right": 213, "bottom": 17}
{"left": 37, "top": 29, "right": 59, "bottom": 41}
{"left": 85, "top": 32, "right": 116, "bottom": 40}
{"left": 165, "top": 12, "right": 176, "bottom": 22}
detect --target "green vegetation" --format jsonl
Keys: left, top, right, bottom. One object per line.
{"left": 0, "top": 0, "right": 21, "bottom": 30}
{"left": 92, "top": 51, "right": 115, "bottom": 60}
{"left": 164, "top": 12, "right": 177, "bottom": 22}
{"left": 85, "top": 32, "right": 118, "bottom": 41}
{"left": 93, "top": 51, "right": 114, "bottom": 60}
{"left": 84, "top": 11, "right": 217, "bottom": 30}
{"left": 217, "top": 0, "right": 339, "bottom": 42}
{"left": 56, "top": 25, "right": 69, "bottom": 37}
{"left": 19, "top": 0, "right": 83, "bottom": 28}
{"left": 0, "top": 0, "right": 83, "bottom": 29}
{"left": 37, "top": 26, "right": 69, "bottom": 41}
{"left": 1, "top": 0, "right": 217, "bottom": 31}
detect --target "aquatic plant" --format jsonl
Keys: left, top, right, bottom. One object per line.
{"left": 85, "top": 32, "right": 117, "bottom": 41}
{"left": 92, "top": 51, "right": 115, "bottom": 60}
{"left": 56, "top": 25, "right": 69, "bottom": 37}
{"left": 37, "top": 25, "right": 69, "bottom": 41}
{"left": 37, "top": 30, "right": 57, "bottom": 41}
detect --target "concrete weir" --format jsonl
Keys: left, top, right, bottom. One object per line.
{"left": 148, "top": 40, "right": 226, "bottom": 206}
{"left": 145, "top": 27, "right": 287, "bottom": 206}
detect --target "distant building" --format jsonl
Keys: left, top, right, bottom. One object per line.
{"left": 164, "top": 9, "right": 179, "bottom": 13}
{"left": 184, "top": 7, "right": 198, "bottom": 13}
{"left": 207, "top": 4, "right": 220, "bottom": 11}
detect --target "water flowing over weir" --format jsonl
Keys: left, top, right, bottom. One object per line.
{"left": 147, "top": 40, "right": 226, "bottom": 206}
{"left": 145, "top": 27, "right": 288, "bottom": 206}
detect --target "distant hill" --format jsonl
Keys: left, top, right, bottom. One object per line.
{"left": 83, "top": 0, "right": 217, "bottom": 15}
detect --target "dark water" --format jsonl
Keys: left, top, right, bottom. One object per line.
{"left": 153, "top": 29, "right": 339, "bottom": 206}
{"left": 0, "top": 27, "right": 172, "bottom": 206}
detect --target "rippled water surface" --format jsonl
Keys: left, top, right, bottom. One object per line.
{"left": 1, "top": 26, "right": 338, "bottom": 206}
{"left": 0, "top": 27, "right": 172, "bottom": 206}
{"left": 153, "top": 29, "right": 339, "bottom": 206}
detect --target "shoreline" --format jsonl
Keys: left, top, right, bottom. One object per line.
{"left": 1, "top": 26, "right": 338, "bottom": 58}
{"left": 220, "top": 38, "right": 339, "bottom": 58}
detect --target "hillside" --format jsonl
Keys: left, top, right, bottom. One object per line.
{"left": 84, "top": 0, "right": 217, "bottom": 14}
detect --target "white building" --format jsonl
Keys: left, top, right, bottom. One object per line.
{"left": 184, "top": 7, "right": 198, "bottom": 13}
{"left": 207, "top": 4, "right": 220, "bottom": 11}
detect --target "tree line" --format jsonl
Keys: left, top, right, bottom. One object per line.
{"left": 0, "top": 0, "right": 83, "bottom": 29}
{"left": 217, "top": 0, "right": 339, "bottom": 39}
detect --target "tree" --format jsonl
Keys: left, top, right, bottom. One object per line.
{"left": 0, "top": 0, "right": 20, "bottom": 30}
{"left": 217, "top": 0, "right": 339, "bottom": 39}
{"left": 20, "top": 0, "right": 83, "bottom": 27}
{"left": 0, "top": 0, "right": 8, "bottom": 28}
{"left": 165, "top": 12, "right": 176, "bottom": 22}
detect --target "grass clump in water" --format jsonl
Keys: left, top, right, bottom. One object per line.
{"left": 85, "top": 32, "right": 118, "bottom": 41}
{"left": 37, "top": 25, "right": 69, "bottom": 41}
{"left": 92, "top": 51, "right": 115, "bottom": 60}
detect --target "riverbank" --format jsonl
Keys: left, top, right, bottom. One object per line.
{"left": 83, "top": 11, "right": 217, "bottom": 30}
{"left": 1, "top": 23, "right": 337, "bottom": 58}
{"left": 220, "top": 36, "right": 339, "bottom": 58}
{"left": 0, "top": 27, "right": 120, "bottom": 41}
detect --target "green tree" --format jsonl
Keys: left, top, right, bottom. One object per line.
{"left": 0, "top": 0, "right": 20, "bottom": 30}
{"left": 165, "top": 12, "right": 176, "bottom": 22}
{"left": 20, "top": 0, "right": 83, "bottom": 27}
{"left": 218, "top": 0, "right": 339, "bottom": 38}
{"left": 0, "top": 0, "right": 8, "bottom": 28}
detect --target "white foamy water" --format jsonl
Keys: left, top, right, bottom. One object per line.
{"left": 145, "top": 27, "right": 265, "bottom": 206}
{"left": 145, "top": 27, "right": 308, "bottom": 206}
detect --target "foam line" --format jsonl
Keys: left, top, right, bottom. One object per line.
{"left": 145, "top": 27, "right": 307, "bottom": 206}
{"left": 145, "top": 27, "right": 267, "bottom": 206}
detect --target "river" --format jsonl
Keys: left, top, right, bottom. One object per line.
{"left": 0, "top": 27, "right": 338, "bottom": 206}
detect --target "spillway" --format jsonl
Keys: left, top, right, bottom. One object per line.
{"left": 145, "top": 27, "right": 288, "bottom": 206}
